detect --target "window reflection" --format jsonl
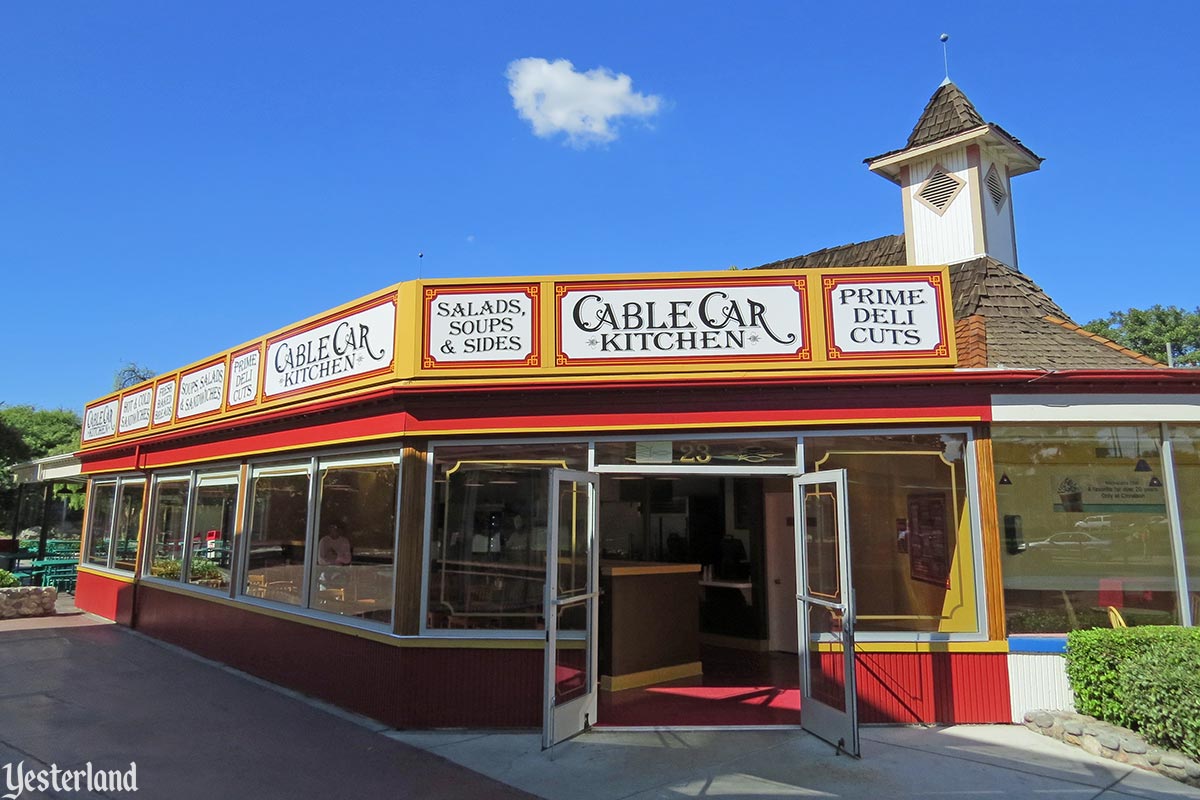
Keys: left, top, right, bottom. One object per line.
{"left": 427, "top": 443, "right": 587, "bottom": 630}
{"left": 187, "top": 476, "right": 238, "bottom": 589}
{"left": 148, "top": 479, "right": 189, "bottom": 579}
{"left": 113, "top": 483, "right": 145, "bottom": 571}
{"left": 85, "top": 483, "right": 116, "bottom": 566}
{"left": 995, "top": 425, "right": 1177, "bottom": 632}
{"left": 1168, "top": 426, "right": 1200, "bottom": 622}
{"left": 310, "top": 461, "right": 398, "bottom": 625}
{"left": 244, "top": 469, "right": 310, "bottom": 606}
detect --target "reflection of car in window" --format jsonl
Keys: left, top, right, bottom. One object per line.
{"left": 1074, "top": 515, "right": 1112, "bottom": 530}
{"left": 1024, "top": 531, "right": 1112, "bottom": 560}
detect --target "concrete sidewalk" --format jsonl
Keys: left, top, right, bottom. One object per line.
{"left": 0, "top": 616, "right": 533, "bottom": 800}
{"left": 3, "top": 613, "right": 1199, "bottom": 800}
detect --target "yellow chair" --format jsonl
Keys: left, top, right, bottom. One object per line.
{"left": 1107, "top": 606, "right": 1128, "bottom": 628}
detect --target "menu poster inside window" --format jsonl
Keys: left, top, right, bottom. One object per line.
{"left": 265, "top": 298, "right": 396, "bottom": 398}
{"left": 907, "top": 492, "right": 950, "bottom": 588}
{"left": 422, "top": 286, "right": 538, "bottom": 368}
{"left": 1052, "top": 474, "right": 1165, "bottom": 512}
{"left": 557, "top": 278, "right": 808, "bottom": 365}
{"left": 825, "top": 273, "right": 949, "bottom": 359}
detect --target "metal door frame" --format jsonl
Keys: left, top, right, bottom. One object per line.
{"left": 794, "top": 468, "right": 859, "bottom": 757}
{"left": 542, "top": 469, "right": 600, "bottom": 748}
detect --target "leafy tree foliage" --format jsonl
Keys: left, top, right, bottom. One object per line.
{"left": 113, "top": 361, "right": 157, "bottom": 390}
{"left": 1083, "top": 305, "right": 1200, "bottom": 366}
{"left": 0, "top": 405, "right": 82, "bottom": 489}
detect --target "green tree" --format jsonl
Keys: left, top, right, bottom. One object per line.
{"left": 113, "top": 361, "right": 156, "bottom": 390}
{"left": 1084, "top": 305, "right": 1200, "bottom": 366}
{"left": 0, "top": 405, "right": 82, "bottom": 489}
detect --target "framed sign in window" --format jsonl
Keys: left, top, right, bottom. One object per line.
{"left": 907, "top": 492, "right": 950, "bottom": 588}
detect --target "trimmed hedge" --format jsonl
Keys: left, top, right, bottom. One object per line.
{"left": 0, "top": 569, "right": 19, "bottom": 588}
{"left": 1066, "top": 626, "right": 1200, "bottom": 758}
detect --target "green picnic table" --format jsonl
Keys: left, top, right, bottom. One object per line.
{"left": 29, "top": 559, "right": 79, "bottom": 593}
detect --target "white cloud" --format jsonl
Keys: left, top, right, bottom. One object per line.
{"left": 506, "top": 57, "right": 662, "bottom": 147}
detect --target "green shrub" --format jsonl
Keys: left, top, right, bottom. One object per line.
{"left": 0, "top": 569, "right": 20, "bottom": 588}
{"left": 1066, "top": 626, "right": 1200, "bottom": 751}
{"left": 1118, "top": 637, "right": 1200, "bottom": 759}
{"left": 187, "top": 559, "right": 223, "bottom": 581}
{"left": 150, "top": 558, "right": 182, "bottom": 579}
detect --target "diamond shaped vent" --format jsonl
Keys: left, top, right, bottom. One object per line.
{"left": 985, "top": 164, "right": 1007, "bottom": 212}
{"left": 916, "top": 165, "right": 964, "bottom": 215}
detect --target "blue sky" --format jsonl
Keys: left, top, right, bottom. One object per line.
{"left": 3, "top": 2, "right": 1197, "bottom": 414}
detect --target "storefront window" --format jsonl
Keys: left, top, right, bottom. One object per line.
{"left": 310, "top": 456, "right": 398, "bottom": 625}
{"left": 113, "top": 482, "right": 145, "bottom": 571}
{"left": 187, "top": 473, "right": 239, "bottom": 590}
{"left": 1169, "top": 425, "right": 1200, "bottom": 621}
{"left": 85, "top": 482, "right": 117, "bottom": 566}
{"left": 427, "top": 442, "right": 587, "bottom": 631}
{"left": 147, "top": 478, "right": 190, "bottom": 579}
{"left": 804, "top": 432, "right": 977, "bottom": 633}
{"left": 995, "top": 425, "right": 1177, "bottom": 632}
{"left": 244, "top": 465, "right": 311, "bottom": 606}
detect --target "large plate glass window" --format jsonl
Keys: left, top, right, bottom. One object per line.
{"left": 804, "top": 431, "right": 978, "bottom": 634}
{"left": 995, "top": 425, "right": 1177, "bottom": 632}
{"left": 85, "top": 482, "right": 117, "bottom": 567}
{"left": 1170, "top": 425, "right": 1200, "bottom": 622}
{"left": 186, "top": 472, "right": 239, "bottom": 590}
{"left": 310, "top": 454, "right": 399, "bottom": 626}
{"left": 426, "top": 442, "right": 588, "bottom": 631}
{"left": 147, "top": 477, "right": 191, "bottom": 580}
{"left": 113, "top": 481, "right": 146, "bottom": 571}
{"left": 244, "top": 463, "right": 311, "bottom": 605}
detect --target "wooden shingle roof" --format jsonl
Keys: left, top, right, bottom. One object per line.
{"left": 752, "top": 238, "right": 1161, "bottom": 370}
{"left": 907, "top": 81, "right": 985, "bottom": 148}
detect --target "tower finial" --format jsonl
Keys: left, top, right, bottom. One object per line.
{"left": 940, "top": 33, "right": 951, "bottom": 85}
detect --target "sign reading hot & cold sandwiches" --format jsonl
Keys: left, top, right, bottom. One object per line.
{"left": 118, "top": 387, "right": 153, "bottom": 433}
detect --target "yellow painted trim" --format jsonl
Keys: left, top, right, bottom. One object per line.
{"left": 137, "top": 581, "right": 546, "bottom": 649}
{"left": 817, "top": 640, "right": 1008, "bottom": 654}
{"left": 77, "top": 565, "right": 137, "bottom": 584}
{"left": 603, "top": 563, "right": 700, "bottom": 576}
{"left": 601, "top": 661, "right": 703, "bottom": 691}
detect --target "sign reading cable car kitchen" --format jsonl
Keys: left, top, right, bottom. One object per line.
{"left": 555, "top": 275, "right": 811, "bottom": 367}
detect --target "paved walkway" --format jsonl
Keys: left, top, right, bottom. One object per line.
{"left": 3, "top": 611, "right": 1199, "bottom": 799}
{"left": 0, "top": 615, "right": 533, "bottom": 799}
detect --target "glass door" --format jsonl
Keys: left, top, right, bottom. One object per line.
{"left": 543, "top": 469, "right": 599, "bottom": 748}
{"left": 794, "top": 469, "right": 859, "bottom": 757}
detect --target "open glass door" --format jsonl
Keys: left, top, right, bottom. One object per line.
{"left": 543, "top": 469, "right": 599, "bottom": 749}
{"left": 794, "top": 469, "right": 859, "bottom": 757}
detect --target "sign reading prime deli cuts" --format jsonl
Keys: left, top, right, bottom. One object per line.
{"left": 83, "top": 399, "right": 119, "bottom": 442}
{"left": 228, "top": 349, "right": 261, "bottom": 407}
{"left": 265, "top": 298, "right": 395, "bottom": 397}
{"left": 556, "top": 277, "right": 809, "bottom": 365}
{"left": 824, "top": 272, "right": 950, "bottom": 359}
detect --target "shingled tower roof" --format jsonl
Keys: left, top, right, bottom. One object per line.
{"left": 751, "top": 236, "right": 1162, "bottom": 370}
{"left": 906, "top": 80, "right": 986, "bottom": 148}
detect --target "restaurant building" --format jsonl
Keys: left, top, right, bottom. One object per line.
{"left": 72, "top": 81, "right": 1200, "bottom": 754}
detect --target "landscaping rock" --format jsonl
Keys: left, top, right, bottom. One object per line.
{"left": 1024, "top": 709, "right": 1200, "bottom": 788}
{"left": 0, "top": 586, "right": 58, "bottom": 619}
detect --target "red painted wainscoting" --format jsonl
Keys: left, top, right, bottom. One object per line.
{"left": 133, "top": 585, "right": 542, "bottom": 729}
{"left": 75, "top": 570, "right": 136, "bottom": 626}
{"left": 821, "top": 651, "right": 1011, "bottom": 724}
